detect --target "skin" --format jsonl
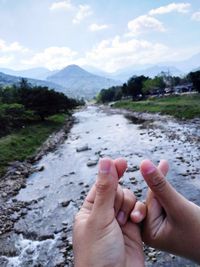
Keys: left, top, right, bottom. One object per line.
{"left": 139, "top": 159, "right": 200, "bottom": 264}
{"left": 73, "top": 158, "right": 146, "bottom": 267}
{"left": 73, "top": 157, "right": 200, "bottom": 266}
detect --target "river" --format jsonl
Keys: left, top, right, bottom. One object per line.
{"left": 0, "top": 105, "right": 200, "bottom": 266}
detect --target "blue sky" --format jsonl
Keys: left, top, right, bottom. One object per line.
{"left": 0, "top": 0, "right": 199, "bottom": 72}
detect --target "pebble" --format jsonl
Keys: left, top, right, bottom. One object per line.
{"left": 87, "top": 160, "right": 98, "bottom": 167}
{"left": 76, "top": 145, "right": 90, "bottom": 152}
{"left": 126, "top": 166, "right": 139, "bottom": 172}
{"left": 61, "top": 201, "right": 71, "bottom": 208}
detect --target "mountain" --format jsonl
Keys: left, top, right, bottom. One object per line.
{"left": 47, "top": 65, "right": 120, "bottom": 99}
{"left": 0, "top": 67, "right": 57, "bottom": 80}
{"left": 192, "top": 66, "right": 200, "bottom": 72}
{"left": 172, "top": 53, "right": 200, "bottom": 73}
{"left": 0, "top": 71, "right": 65, "bottom": 92}
{"left": 82, "top": 65, "right": 112, "bottom": 79}
{"left": 133, "top": 65, "right": 183, "bottom": 78}
{"left": 109, "top": 65, "right": 183, "bottom": 81}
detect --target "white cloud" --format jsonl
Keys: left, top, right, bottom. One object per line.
{"left": 89, "top": 23, "right": 109, "bottom": 32}
{"left": 0, "top": 55, "right": 13, "bottom": 65}
{"left": 49, "top": 0, "right": 73, "bottom": 11}
{"left": 0, "top": 39, "right": 29, "bottom": 53}
{"left": 191, "top": 11, "right": 200, "bottom": 21}
{"left": 127, "top": 15, "right": 165, "bottom": 36}
{"left": 84, "top": 36, "right": 169, "bottom": 72}
{"left": 149, "top": 3, "right": 191, "bottom": 16}
{"left": 73, "top": 4, "right": 93, "bottom": 24}
{"left": 22, "top": 46, "right": 77, "bottom": 70}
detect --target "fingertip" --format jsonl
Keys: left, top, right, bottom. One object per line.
{"left": 99, "top": 157, "right": 112, "bottom": 174}
{"left": 130, "top": 202, "right": 146, "bottom": 223}
{"left": 131, "top": 211, "right": 143, "bottom": 223}
{"left": 140, "top": 160, "right": 156, "bottom": 176}
{"left": 114, "top": 158, "right": 127, "bottom": 178}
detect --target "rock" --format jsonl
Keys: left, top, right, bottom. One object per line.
{"left": 2, "top": 193, "right": 7, "bottom": 198}
{"left": 87, "top": 160, "right": 98, "bottom": 167}
{"left": 76, "top": 145, "right": 90, "bottom": 152}
{"left": 126, "top": 166, "right": 139, "bottom": 172}
{"left": 20, "top": 208, "right": 28, "bottom": 216}
{"left": 129, "top": 177, "right": 137, "bottom": 184}
{"left": 37, "top": 166, "right": 45, "bottom": 172}
{"left": 61, "top": 201, "right": 71, "bottom": 207}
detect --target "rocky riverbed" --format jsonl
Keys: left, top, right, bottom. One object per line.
{"left": 0, "top": 105, "right": 199, "bottom": 267}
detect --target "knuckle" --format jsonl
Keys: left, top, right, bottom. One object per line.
{"left": 151, "top": 173, "right": 166, "bottom": 192}
{"left": 95, "top": 180, "right": 110, "bottom": 195}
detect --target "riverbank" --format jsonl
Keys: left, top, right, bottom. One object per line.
{"left": 113, "top": 94, "right": 200, "bottom": 119}
{"left": 0, "top": 114, "right": 74, "bottom": 236}
{"left": 0, "top": 114, "right": 71, "bottom": 177}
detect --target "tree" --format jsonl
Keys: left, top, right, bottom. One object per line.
{"left": 188, "top": 71, "right": 200, "bottom": 93}
{"left": 127, "top": 75, "right": 148, "bottom": 99}
{"left": 142, "top": 76, "right": 165, "bottom": 95}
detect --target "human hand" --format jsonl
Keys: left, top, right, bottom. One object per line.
{"left": 73, "top": 158, "right": 146, "bottom": 267}
{"left": 139, "top": 159, "right": 200, "bottom": 263}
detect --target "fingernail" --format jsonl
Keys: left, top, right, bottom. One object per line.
{"left": 117, "top": 210, "right": 125, "bottom": 225}
{"left": 131, "top": 211, "right": 142, "bottom": 222}
{"left": 99, "top": 159, "right": 111, "bottom": 174}
{"left": 141, "top": 160, "right": 156, "bottom": 175}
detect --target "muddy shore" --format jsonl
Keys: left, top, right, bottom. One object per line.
{"left": 0, "top": 105, "right": 199, "bottom": 266}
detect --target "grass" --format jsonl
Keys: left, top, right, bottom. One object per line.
{"left": 0, "top": 113, "right": 68, "bottom": 177}
{"left": 113, "top": 94, "right": 200, "bottom": 120}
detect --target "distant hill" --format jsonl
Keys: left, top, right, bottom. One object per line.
{"left": 0, "top": 67, "right": 57, "bottom": 80}
{"left": 0, "top": 72, "right": 65, "bottom": 92}
{"left": 172, "top": 53, "right": 200, "bottom": 73}
{"left": 47, "top": 64, "right": 120, "bottom": 99}
{"left": 109, "top": 65, "right": 183, "bottom": 81}
{"left": 133, "top": 65, "right": 183, "bottom": 78}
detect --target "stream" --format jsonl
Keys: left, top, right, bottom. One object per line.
{"left": 0, "top": 105, "right": 200, "bottom": 266}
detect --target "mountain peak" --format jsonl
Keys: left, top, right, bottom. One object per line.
{"left": 46, "top": 64, "right": 120, "bottom": 99}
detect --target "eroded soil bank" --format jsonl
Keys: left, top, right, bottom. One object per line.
{"left": 0, "top": 105, "right": 199, "bottom": 267}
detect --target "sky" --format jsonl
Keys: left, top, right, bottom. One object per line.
{"left": 0, "top": 0, "right": 200, "bottom": 72}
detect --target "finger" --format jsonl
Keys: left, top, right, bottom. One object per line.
{"left": 114, "top": 184, "right": 124, "bottom": 216}
{"left": 142, "top": 197, "right": 164, "bottom": 244}
{"left": 146, "top": 159, "right": 169, "bottom": 203}
{"left": 140, "top": 159, "right": 184, "bottom": 211}
{"left": 82, "top": 184, "right": 95, "bottom": 210}
{"left": 83, "top": 158, "right": 126, "bottom": 210}
{"left": 114, "top": 158, "right": 127, "bottom": 178}
{"left": 158, "top": 159, "right": 169, "bottom": 176}
{"left": 130, "top": 201, "right": 147, "bottom": 223}
{"left": 91, "top": 158, "right": 118, "bottom": 224}
{"left": 117, "top": 188, "right": 136, "bottom": 226}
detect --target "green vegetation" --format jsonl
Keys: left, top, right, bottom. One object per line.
{"left": 97, "top": 70, "right": 200, "bottom": 103}
{"left": 0, "top": 114, "right": 67, "bottom": 176}
{"left": 113, "top": 94, "right": 200, "bottom": 119}
{"left": 0, "top": 78, "right": 83, "bottom": 177}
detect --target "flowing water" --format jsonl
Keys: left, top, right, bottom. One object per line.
{"left": 0, "top": 105, "right": 200, "bottom": 266}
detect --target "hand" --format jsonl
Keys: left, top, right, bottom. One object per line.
{"left": 73, "top": 158, "right": 145, "bottom": 267}
{"left": 139, "top": 159, "right": 200, "bottom": 263}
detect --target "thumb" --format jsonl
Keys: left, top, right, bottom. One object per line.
{"left": 140, "top": 159, "right": 184, "bottom": 212}
{"left": 91, "top": 158, "right": 118, "bottom": 223}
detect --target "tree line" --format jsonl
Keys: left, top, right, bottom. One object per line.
{"left": 0, "top": 79, "right": 83, "bottom": 136}
{"left": 97, "top": 70, "right": 200, "bottom": 103}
